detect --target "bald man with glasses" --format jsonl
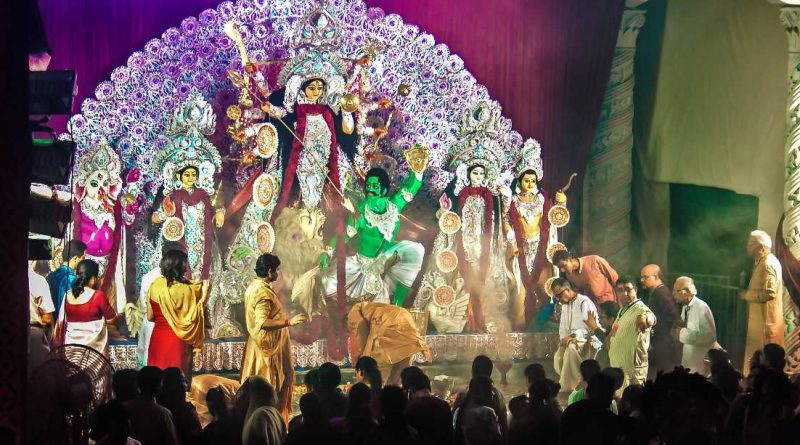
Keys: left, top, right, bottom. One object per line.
{"left": 640, "top": 264, "right": 681, "bottom": 377}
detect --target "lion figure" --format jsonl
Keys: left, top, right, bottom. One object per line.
{"left": 272, "top": 207, "right": 326, "bottom": 289}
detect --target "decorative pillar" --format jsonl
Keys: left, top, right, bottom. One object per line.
{"left": 582, "top": 1, "right": 647, "bottom": 272}
{"left": 781, "top": 8, "right": 800, "bottom": 255}
{"left": 778, "top": 5, "right": 800, "bottom": 375}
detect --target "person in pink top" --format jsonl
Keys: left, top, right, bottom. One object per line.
{"left": 553, "top": 250, "right": 619, "bottom": 304}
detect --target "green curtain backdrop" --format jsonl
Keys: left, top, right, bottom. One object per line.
{"left": 634, "top": 0, "right": 787, "bottom": 269}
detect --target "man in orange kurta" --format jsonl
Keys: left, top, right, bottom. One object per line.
{"left": 348, "top": 302, "right": 431, "bottom": 385}
{"left": 553, "top": 250, "right": 619, "bottom": 304}
{"left": 240, "top": 254, "right": 307, "bottom": 422}
{"left": 741, "top": 230, "right": 785, "bottom": 374}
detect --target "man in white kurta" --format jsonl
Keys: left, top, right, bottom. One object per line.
{"left": 29, "top": 262, "right": 55, "bottom": 373}
{"left": 671, "top": 276, "right": 717, "bottom": 375}
{"left": 608, "top": 276, "right": 655, "bottom": 389}
{"left": 551, "top": 278, "right": 601, "bottom": 394}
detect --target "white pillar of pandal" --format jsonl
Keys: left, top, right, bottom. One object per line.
{"left": 582, "top": 0, "right": 647, "bottom": 272}
{"left": 778, "top": 2, "right": 800, "bottom": 374}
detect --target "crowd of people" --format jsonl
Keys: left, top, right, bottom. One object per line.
{"left": 83, "top": 348, "right": 800, "bottom": 445}
{"left": 27, "top": 222, "right": 799, "bottom": 444}
{"left": 549, "top": 229, "right": 785, "bottom": 394}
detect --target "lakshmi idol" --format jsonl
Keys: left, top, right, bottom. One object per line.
{"left": 150, "top": 90, "right": 225, "bottom": 281}
{"left": 148, "top": 91, "right": 240, "bottom": 338}
{"left": 71, "top": 141, "right": 126, "bottom": 311}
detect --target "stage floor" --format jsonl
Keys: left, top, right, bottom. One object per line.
{"left": 108, "top": 332, "right": 560, "bottom": 373}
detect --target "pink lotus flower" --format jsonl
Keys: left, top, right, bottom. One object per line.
{"left": 126, "top": 168, "right": 141, "bottom": 183}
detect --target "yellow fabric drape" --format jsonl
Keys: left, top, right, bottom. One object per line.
{"left": 148, "top": 277, "right": 205, "bottom": 352}
{"left": 347, "top": 302, "right": 431, "bottom": 367}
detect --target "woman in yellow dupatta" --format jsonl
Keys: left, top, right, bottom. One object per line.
{"left": 240, "top": 253, "right": 307, "bottom": 423}
{"left": 147, "top": 249, "right": 207, "bottom": 377}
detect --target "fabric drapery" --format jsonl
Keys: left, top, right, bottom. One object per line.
{"left": 171, "top": 188, "right": 215, "bottom": 280}
{"left": 347, "top": 301, "right": 431, "bottom": 367}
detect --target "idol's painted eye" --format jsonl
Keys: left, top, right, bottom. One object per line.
{"left": 90, "top": 180, "right": 99, "bottom": 188}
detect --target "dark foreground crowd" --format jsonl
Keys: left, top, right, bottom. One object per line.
{"left": 83, "top": 345, "right": 800, "bottom": 445}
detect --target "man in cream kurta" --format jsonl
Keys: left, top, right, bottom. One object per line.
{"left": 550, "top": 278, "right": 601, "bottom": 394}
{"left": 741, "top": 230, "right": 785, "bottom": 374}
{"left": 609, "top": 276, "right": 655, "bottom": 389}
{"left": 672, "top": 276, "right": 717, "bottom": 375}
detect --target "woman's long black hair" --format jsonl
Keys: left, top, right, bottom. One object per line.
{"left": 71, "top": 259, "right": 100, "bottom": 297}
{"left": 355, "top": 355, "right": 383, "bottom": 389}
{"left": 160, "top": 249, "right": 191, "bottom": 286}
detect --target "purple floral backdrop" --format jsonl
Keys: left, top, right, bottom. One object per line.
{"left": 39, "top": 0, "right": 623, "bottom": 202}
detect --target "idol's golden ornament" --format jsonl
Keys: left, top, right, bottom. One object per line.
{"left": 253, "top": 174, "right": 277, "bottom": 209}
{"left": 544, "top": 276, "right": 558, "bottom": 298}
{"left": 226, "top": 105, "right": 242, "bottom": 121}
{"left": 434, "top": 285, "right": 456, "bottom": 307}
{"left": 162, "top": 217, "right": 185, "bottom": 242}
{"left": 438, "top": 211, "right": 461, "bottom": 235}
{"left": 256, "top": 222, "right": 276, "bottom": 253}
{"left": 547, "top": 205, "right": 570, "bottom": 228}
{"left": 255, "top": 123, "right": 279, "bottom": 158}
{"left": 227, "top": 70, "right": 247, "bottom": 89}
{"left": 341, "top": 92, "right": 361, "bottom": 113}
{"left": 403, "top": 144, "right": 430, "bottom": 175}
{"left": 238, "top": 90, "right": 253, "bottom": 108}
{"left": 397, "top": 83, "right": 411, "bottom": 97}
{"left": 435, "top": 250, "right": 459, "bottom": 273}
{"left": 546, "top": 242, "right": 567, "bottom": 264}
{"left": 230, "top": 129, "right": 246, "bottom": 143}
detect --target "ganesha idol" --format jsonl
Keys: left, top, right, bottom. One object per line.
{"left": 72, "top": 141, "right": 127, "bottom": 312}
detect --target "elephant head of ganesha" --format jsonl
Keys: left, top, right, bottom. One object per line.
{"left": 74, "top": 141, "right": 122, "bottom": 208}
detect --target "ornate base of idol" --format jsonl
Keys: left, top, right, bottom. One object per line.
{"left": 108, "top": 332, "right": 558, "bottom": 372}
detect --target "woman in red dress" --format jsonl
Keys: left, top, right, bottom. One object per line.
{"left": 57, "top": 259, "right": 119, "bottom": 356}
{"left": 147, "top": 249, "right": 207, "bottom": 376}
